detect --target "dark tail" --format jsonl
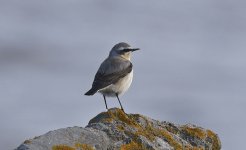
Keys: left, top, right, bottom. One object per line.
{"left": 84, "top": 88, "right": 97, "bottom": 96}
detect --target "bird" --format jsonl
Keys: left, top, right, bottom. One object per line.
{"left": 84, "top": 42, "right": 140, "bottom": 112}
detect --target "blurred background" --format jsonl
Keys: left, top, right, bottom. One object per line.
{"left": 0, "top": 0, "right": 245, "bottom": 149}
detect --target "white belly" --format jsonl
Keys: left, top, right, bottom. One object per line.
{"left": 99, "top": 70, "right": 133, "bottom": 97}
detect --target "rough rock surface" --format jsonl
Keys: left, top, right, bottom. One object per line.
{"left": 16, "top": 108, "right": 221, "bottom": 150}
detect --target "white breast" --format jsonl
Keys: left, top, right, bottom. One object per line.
{"left": 99, "top": 70, "right": 133, "bottom": 97}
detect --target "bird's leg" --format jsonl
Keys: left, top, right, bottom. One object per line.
{"left": 103, "top": 95, "right": 108, "bottom": 110}
{"left": 116, "top": 93, "right": 125, "bottom": 112}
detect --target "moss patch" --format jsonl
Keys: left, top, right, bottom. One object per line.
{"left": 105, "top": 109, "right": 182, "bottom": 149}
{"left": 90, "top": 108, "right": 221, "bottom": 150}
{"left": 181, "top": 125, "right": 206, "bottom": 140}
{"left": 52, "top": 145, "right": 75, "bottom": 150}
{"left": 206, "top": 130, "right": 221, "bottom": 150}
{"left": 117, "top": 124, "right": 125, "bottom": 131}
{"left": 75, "top": 143, "right": 94, "bottom": 150}
{"left": 23, "top": 140, "right": 31, "bottom": 144}
{"left": 107, "top": 109, "right": 140, "bottom": 127}
{"left": 158, "top": 129, "right": 183, "bottom": 150}
{"left": 120, "top": 141, "right": 147, "bottom": 150}
{"left": 52, "top": 143, "right": 94, "bottom": 150}
{"left": 164, "top": 123, "right": 179, "bottom": 135}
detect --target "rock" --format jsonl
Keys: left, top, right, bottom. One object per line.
{"left": 16, "top": 108, "right": 221, "bottom": 150}
{"left": 16, "top": 127, "right": 109, "bottom": 150}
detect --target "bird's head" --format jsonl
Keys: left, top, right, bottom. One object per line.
{"left": 109, "top": 42, "right": 140, "bottom": 60}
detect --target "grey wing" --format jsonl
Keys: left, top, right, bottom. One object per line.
{"left": 91, "top": 59, "right": 132, "bottom": 91}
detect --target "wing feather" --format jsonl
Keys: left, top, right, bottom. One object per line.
{"left": 91, "top": 57, "right": 132, "bottom": 91}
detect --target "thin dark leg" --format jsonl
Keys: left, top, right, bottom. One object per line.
{"left": 116, "top": 93, "right": 124, "bottom": 112}
{"left": 103, "top": 95, "right": 108, "bottom": 110}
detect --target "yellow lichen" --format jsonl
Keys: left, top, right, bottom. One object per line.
{"left": 23, "top": 140, "right": 31, "bottom": 144}
{"left": 206, "top": 130, "right": 221, "bottom": 150}
{"left": 183, "top": 142, "right": 208, "bottom": 150}
{"left": 74, "top": 143, "right": 94, "bottom": 150}
{"left": 117, "top": 125, "right": 125, "bottom": 131}
{"left": 106, "top": 109, "right": 182, "bottom": 149}
{"left": 102, "top": 109, "right": 220, "bottom": 150}
{"left": 81, "top": 144, "right": 94, "bottom": 150}
{"left": 52, "top": 145, "right": 75, "bottom": 150}
{"left": 180, "top": 144, "right": 204, "bottom": 150}
{"left": 107, "top": 109, "right": 140, "bottom": 127}
{"left": 131, "top": 116, "right": 182, "bottom": 149}
{"left": 158, "top": 129, "right": 183, "bottom": 150}
{"left": 52, "top": 143, "right": 94, "bottom": 150}
{"left": 192, "top": 147, "right": 204, "bottom": 150}
{"left": 120, "top": 141, "right": 147, "bottom": 150}
{"left": 99, "top": 112, "right": 114, "bottom": 123}
{"left": 183, "top": 144, "right": 194, "bottom": 150}
{"left": 164, "top": 124, "right": 179, "bottom": 135}
{"left": 181, "top": 125, "right": 206, "bottom": 139}
{"left": 134, "top": 122, "right": 156, "bottom": 141}
{"left": 130, "top": 117, "right": 182, "bottom": 149}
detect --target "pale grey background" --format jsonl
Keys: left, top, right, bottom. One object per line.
{"left": 0, "top": 0, "right": 245, "bottom": 149}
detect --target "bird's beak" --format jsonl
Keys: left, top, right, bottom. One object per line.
{"left": 130, "top": 48, "right": 140, "bottom": 52}
{"left": 123, "top": 48, "right": 140, "bottom": 52}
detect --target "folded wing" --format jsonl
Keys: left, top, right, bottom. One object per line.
{"left": 85, "top": 57, "right": 132, "bottom": 95}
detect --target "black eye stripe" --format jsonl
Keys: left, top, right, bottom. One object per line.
{"left": 123, "top": 49, "right": 132, "bottom": 52}
{"left": 119, "top": 50, "right": 126, "bottom": 54}
{"left": 118, "top": 49, "right": 130, "bottom": 54}
{"left": 118, "top": 48, "right": 139, "bottom": 54}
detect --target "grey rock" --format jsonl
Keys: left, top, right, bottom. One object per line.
{"left": 16, "top": 108, "right": 221, "bottom": 150}
{"left": 16, "top": 127, "right": 110, "bottom": 150}
{"left": 154, "top": 137, "right": 173, "bottom": 150}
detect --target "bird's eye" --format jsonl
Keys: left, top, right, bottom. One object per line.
{"left": 119, "top": 50, "right": 125, "bottom": 54}
{"left": 122, "top": 49, "right": 131, "bottom": 52}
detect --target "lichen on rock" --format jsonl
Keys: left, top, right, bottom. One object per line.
{"left": 52, "top": 143, "right": 94, "bottom": 150}
{"left": 16, "top": 108, "right": 221, "bottom": 150}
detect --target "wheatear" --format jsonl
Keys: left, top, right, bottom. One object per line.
{"left": 85, "top": 42, "right": 140, "bottom": 111}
